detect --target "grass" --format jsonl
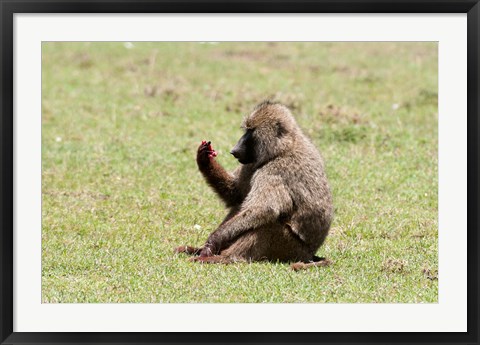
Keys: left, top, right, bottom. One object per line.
{"left": 41, "top": 42, "right": 438, "bottom": 303}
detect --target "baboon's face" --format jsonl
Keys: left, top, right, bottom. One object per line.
{"left": 230, "top": 129, "right": 256, "bottom": 164}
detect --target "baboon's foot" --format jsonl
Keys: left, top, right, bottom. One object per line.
{"left": 189, "top": 255, "right": 232, "bottom": 264}
{"left": 290, "top": 257, "right": 332, "bottom": 271}
{"left": 174, "top": 245, "right": 202, "bottom": 256}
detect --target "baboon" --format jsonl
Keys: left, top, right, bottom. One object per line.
{"left": 175, "top": 101, "right": 333, "bottom": 270}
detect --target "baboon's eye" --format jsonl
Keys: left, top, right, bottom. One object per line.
{"left": 276, "top": 122, "right": 287, "bottom": 138}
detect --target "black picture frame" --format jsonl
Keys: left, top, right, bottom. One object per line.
{"left": 1, "top": 1, "right": 479, "bottom": 344}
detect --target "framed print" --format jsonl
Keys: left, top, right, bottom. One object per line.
{"left": 1, "top": 1, "right": 479, "bottom": 344}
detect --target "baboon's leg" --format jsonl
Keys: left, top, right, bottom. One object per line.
{"left": 187, "top": 224, "right": 321, "bottom": 265}
{"left": 290, "top": 258, "right": 332, "bottom": 271}
{"left": 174, "top": 245, "right": 202, "bottom": 256}
{"left": 200, "top": 176, "right": 293, "bottom": 256}
{"left": 219, "top": 224, "right": 313, "bottom": 263}
{"left": 174, "top": 207, "right": 241, "bottom": 256}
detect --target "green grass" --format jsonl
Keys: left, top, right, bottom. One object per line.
{"left": 42, "top": 42, "right": 438, "bottom": 303}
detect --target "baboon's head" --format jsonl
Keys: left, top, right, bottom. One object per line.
{"left": 231, "top": 101, "right": 299, "bottom": 165}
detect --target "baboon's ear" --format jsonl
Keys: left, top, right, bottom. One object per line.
{"left": 276, "top": 122, "right": 287, "bottom": 138}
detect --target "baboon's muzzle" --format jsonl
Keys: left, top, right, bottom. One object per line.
{"left": 230, "top": 130, "right": 254, "bottom": 164}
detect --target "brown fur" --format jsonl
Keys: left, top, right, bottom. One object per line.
{"left": 176, "top": 101, "right": 333, "bottom": 269}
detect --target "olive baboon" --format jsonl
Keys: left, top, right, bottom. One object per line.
{"left": 175, "top": 101, "right": 333, "bottom": 270}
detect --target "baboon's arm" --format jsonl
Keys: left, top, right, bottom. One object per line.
{"left": 198, "top": 159, "right": 242, "bottom": 207}
{"left": 200, "top": 175, "right": 293, "bottom": 256}
{"left": 197, "top": 141, "right": 242, "bottom": 207}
